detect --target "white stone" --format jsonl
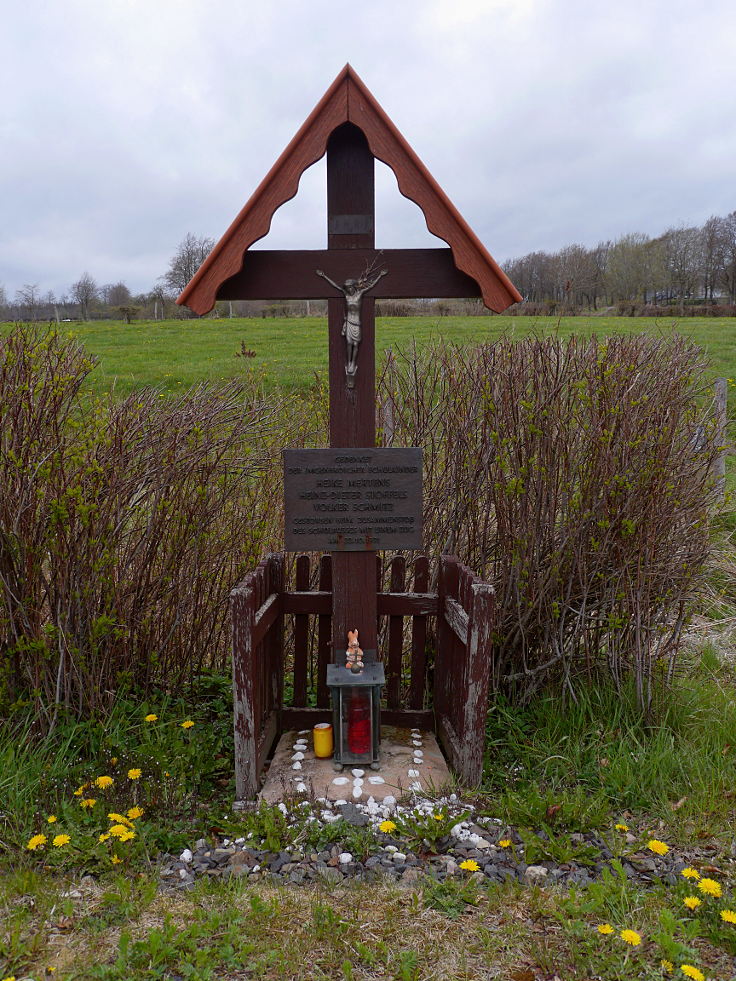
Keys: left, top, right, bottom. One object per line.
{"left": 291, "top": 761, "right": 302, "bottom": 770}
{"left": 234, "top": 838, "right": 245, "bottom": 845}
{"left": 392, "top": 852, "right": 407, "bottom": 863}
{"left": 413, "top": 749, "right": 424, "bottom": 757}
{"left": 339, "top": 852, "right": 352, "bottom": 864}
{"left": 410, "top": 728, "right": 420, "bottom": 734}
{"left": 323, "top": 812, "right": 339, "bottom": 823}
{"left": 408, "top": 769, "right": 419, "bottom": 778}
{"left": 335, "top": 798, "right": 347, "bottom": 806}
{"left": 410, "top": 781, "right": 422, "bottom": 791}
{"left": 179, "top": 868, "right": 189, "bottom": 879}
{"left": 524, "top": 865, "right": 549, "bottom": 885}
{"left": 291, "top": 751, "right": 304, "bottom": 761}
{"left": 352, "top": 787, "right": 362, "bottom": 799}
{"left": 351, "top": 768, "right": 365, "bottom": 777}
{"left": 412, "top": 757, "right": 424, "bottom": 765}
{"left": 353, "top": 777, "right": 364, "bottom": 787}
{"left": 252, "top": 865, "right": 260, "bottom": 873}
{"left": 296, "top": 782, "right": 307, "bottom": 793}
{"left": 278, "top": 802, "right": 288, "bottom": 814}
{"left": 385, "top": 844, "right": 398, "bottom": 853}
{"left": 367, "top": 775, "right": 385, "bottom": 784}
{"left": 383, "top": 795, "right": 397, "bottom": 807}
{"left": 411, "top": 740, "right": 422, "bottom": 747}
{"left": 332, "top": 776, "right": 349, "bottom": 785}
{"left": 179, "top": 848, "right": 193, "bottom": 863}
{"left": 298, "top": 730, "right": 309, "bottom": 735}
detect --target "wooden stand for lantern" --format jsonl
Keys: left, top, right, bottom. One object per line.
{"left": 177, "top": 65, "right": 520, "bottom": 800}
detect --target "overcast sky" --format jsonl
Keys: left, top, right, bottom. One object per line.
{"left": 2, "top": 0, "right": 735, "bottom": 300}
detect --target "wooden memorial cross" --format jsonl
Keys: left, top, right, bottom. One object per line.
{"left": 178, "top": 64, "right": 521, "bottom": 661}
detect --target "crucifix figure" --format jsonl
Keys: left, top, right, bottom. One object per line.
{"left": 316, "top": 267, "right": 388, "bottom": 388}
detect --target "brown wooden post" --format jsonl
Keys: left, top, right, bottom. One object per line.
{"left": 460, "top": 581, "right": 495, "bottom": 786}
{"left": 409, "top": 555, "right": 430, "bottom": 709}
{"left": 293, "top": 554, "right": 310, "bottom": 705}
{"left": 231, "top": 580, "right": 258, "bottom": 800}
{"left": 268, "top": 552, "right": 285, "bottom": 731}
{"left": 326, "top": 122, "right": 378, "bottom": 655}
{"left": 387, "top": 555, "right": 406, "bottom": 707}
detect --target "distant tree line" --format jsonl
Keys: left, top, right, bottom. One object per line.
{"left": 3, "top": 215, "right": 736, "bottom": 323}
{"left": 503, "top": 212, "right": 736, "bottom": 315}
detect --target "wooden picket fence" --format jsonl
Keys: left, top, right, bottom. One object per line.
{"left": 231, "top": 552, "right": 494, "bottom": 799}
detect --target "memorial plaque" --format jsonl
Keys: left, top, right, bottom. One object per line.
{"left": 284, "top": 447, "right": 422, "bottom": 551}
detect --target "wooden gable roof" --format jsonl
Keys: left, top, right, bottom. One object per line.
{"left": 177, "top": 65, "right": 522, "bottom": 315}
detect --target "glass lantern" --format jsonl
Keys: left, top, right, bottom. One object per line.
{"left": 326, "top": 658, "right": 385, "bottom": 769}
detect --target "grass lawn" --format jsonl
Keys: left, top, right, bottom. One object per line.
{"left": 4, "top": 315, "right": 734, "bottom": 396}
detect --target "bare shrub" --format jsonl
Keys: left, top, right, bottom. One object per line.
{"left": 0, "top": 326, "right": 292, "bottom": 724}
{"left": 378, "top": 335, "right": 720, "bottom": 708}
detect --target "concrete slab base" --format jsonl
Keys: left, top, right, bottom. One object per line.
{"left": 258, "top": 726, "right": 453, "bottom": 804}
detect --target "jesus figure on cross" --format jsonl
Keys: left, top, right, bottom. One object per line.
{"left": 316, "top": 267, "right": 388, "bottom": 387}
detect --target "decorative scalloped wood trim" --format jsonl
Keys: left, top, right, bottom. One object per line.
{"left": 177, "top": 65, "right": 521, "bottom": 315}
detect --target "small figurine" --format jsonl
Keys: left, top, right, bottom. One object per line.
{"left": 345, "top": 629, "right": 364, "bottom": 674}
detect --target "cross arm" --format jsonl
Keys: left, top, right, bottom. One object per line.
{"left": 215, "top": 248, "right": 483, "bottom": 301}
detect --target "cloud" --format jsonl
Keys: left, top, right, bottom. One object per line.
{"left": 2, "top": 0, "right": 735, "bottom": 297}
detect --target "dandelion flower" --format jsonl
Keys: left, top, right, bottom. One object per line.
{"left": 680, "top": 967, "right": 705, "bottom": 981}
{"left": 681, "top": 867, "right": 700, "bottom": 880}
{"left": 433, "top": 813, "right": 444, "bottom": 820}
{"left": 180, "top": 720, "right": 194, "bottom": 729}
{"left": 93, "top": 776, "right": 113, "bottom": 789}
{"left": 127, "top": 768, "right": 142, "bottom": 780}
{"left": 27, "top": 833, "right": 47, "bottom": 850}
{"left": 615, "top": 823, "right": 629, "bottom": 832}
{"left": 144, "top": 713, "right": 158, "bottom": 722}
{"left": 619, "top": 929, "right": 641, "bottom": 946}
{"left": 111, "top": 855, "right": 122, "bottom": 864}
{"left": 661, "top": 961, "right": 674, "bottom": 974}
{"left": 684, "top": 896, "right": 701, "bottom": 910}
{"left": 52, "top": 834, "right": 71, "bottom": 848}
{"left": 47, "top": 815, "right": 57, "bottom": 824}
{"left": 127, "top": 806, "right": 144, "bottom": 820}
{"left": 118, "top": 829, "right": 135, "bottom": 842}
{"left": 498, "top": 839, "right": 512, "bottom": 848}
{"left": 647, "top": 839, "right": 669, "bottom": 855}
{"left": 79, "top": 798, "right": 96, "bottom": 809}
{"left": 459, "top": 859, "right": 480, "bottom": 872}
{"left": 110, "top": 757, "right": 118, "bottom": 765}
{"left": 107, "top": 812, "right": 133, "bottom": 827}
{"left": 109, "top": 824, "right": 132, "bottom": 838}
{"left": 379, "top": 820, "right": 396, "bottom": 833}
{"left": 72, "top": 784, "right": 88, "bottom": 797}
{"left": 99, "top": 833, "right": 110, "bottom": 843}
{"left": 697, "top": 877, "right": 722, "bottom": 898}
{"left": 597, "top": 923, "right": 614, "bottom": 934}
{"left": 3, "top": 975, "right": 17, "bottom": 981}
{"left": 720, "top": 909, "right": 736, "bottom": 924}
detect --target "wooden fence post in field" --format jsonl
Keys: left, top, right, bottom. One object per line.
{"left": 231, "top": 581, "right": 257, "bottom": 800}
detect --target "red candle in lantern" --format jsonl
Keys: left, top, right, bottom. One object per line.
{"left": 347, "top": 690, "right": 371, "bottom": 755}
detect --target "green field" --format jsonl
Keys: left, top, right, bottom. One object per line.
{"left": 6, "top": 315, "right": 733, "bottom": 396}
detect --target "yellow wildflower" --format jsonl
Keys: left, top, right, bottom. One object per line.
{"left": 597, "top": 923, "right": 614, "bottom": 934}
{"left": 661, "top": 961, "right": 674, "bottom": 975}
{"left": 180, "top": 720, "right": 195, "bottom": 729}
{"left": 79, "top": 798, "right": 96, "bottom": 809}
{"left": 459, "top": 859, "right": 480, "bottom": 872}
{"left": 127, "top": 768, "right": 142, "bottom": 780}
{"left": 647, "top": 839, "right": 669, "bottom": 856}
{"left": 379, "top": 820, "right": 396, "bottom": 833}
{"left": 47, "top": 815, "right": 57, "bottom": 824}
{"left": 684, "top": 896, "right": 701, "bottom": 910}
{"left": 52, "top": 834, "right": 71, "bottom": 848}
{"left": 681, "top": 867, "right": 700, "bottom": 880}
{"left": 680, "top": 967, "right": 705, "bottom": 981}
{"left": 99, "top": 833, "right": 110, "bottom": 843}
{"left": 118, "top": 829, "right": 135, "bottom": 842}
{"left": 93, "top": 776, "right": 113, "bottom": 789}
{"left": 615, "top": 823, "right": 629, "bottom": 831}
{"left": 109, "top": 823, "right": 132, "bottom": 838}
{"left": 144, "top": 713, "right": 158, "bottom": 722}
{"left": 619, "top": 929, "right": 641, "bottom": 946}
{"left": 110, "top": 757, "right": 118, "bottom": 765}
{"left": 27, "top": 833, "right": 47, "bottom": 850}
{"left": 720, "top": 908, "right": 736, "bottom": 924}
{"left": 697, "top": 877, "right": 722, "bottom": 898}
{"left": 107, "top": 813, "right": 133, "bottom": 828}
{"left": 498, "top": 839, "right": 512, "bottom": 848}
{"left": 433, "top": 813, "right": 444, "bottom": 820}
{"left": 111, "top": 855, "right": 122, "bottom": 864}
{"left": 3, "top": 975, "right": 17, "bottom": 981}
{"left": 72, "top": 783, "right": 88, "bottom": 796}
{"left": 127, "top": 806, "right": 144, "bottom": 820}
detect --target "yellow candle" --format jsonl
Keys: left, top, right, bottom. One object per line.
{"left": 313, "top": 722, "right": 333, "bottom": 758}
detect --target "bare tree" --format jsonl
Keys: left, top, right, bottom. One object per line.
{"left": 719, "top": 211, "right": 736, "bottom": 304}
{"left": 663, "top": 225, "right": 701, "bottom": 314}
{"left": 163, "top": 233, "right": 215, "bottom": 296}
{"left": 70, "top": 273, "right": 98, "bottom": 321}
{"left": 15, "top": 283, "right": 41, "bottom": 321}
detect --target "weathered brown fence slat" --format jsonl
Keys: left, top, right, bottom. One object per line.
{"left": 387, "top": 555, "right": 406, "bottom": 708}
{"left": 409, "top": 555, "right": 429, "bottom": 709}
{"left": 293, "top": 555, "right": 310, "bottom": 706}
{"left": 316, "top": 555, "right": 332, "bottom": 707}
